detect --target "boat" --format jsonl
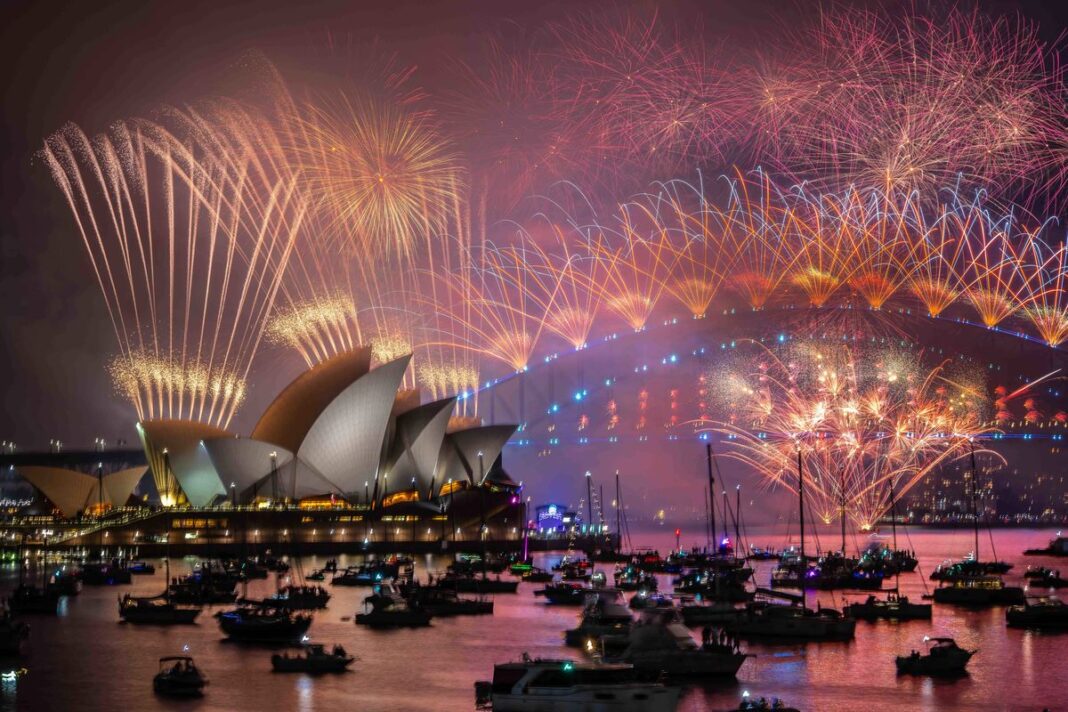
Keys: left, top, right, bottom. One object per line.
{"left": 355, "top": 585, "right": 432, "bottom": 629}
{"left": 216, "top": 606, "right": 312, "bottom": 643}
{"left": 474, "top": 656, "right": 681, "bottom": 712}
{"left": 332, "top": 564, "right": 389, "bottom": 587}
{"left": 1023, "top": 568, "right": 1068, "bottom": 589}
{"left": 895, "top": 637, "right": 975, "bottom": 676}
{"left": 614, "top": 564, "right": 657, "bottom": 592}
{"left": 678, "top": 600, "right": 747, "bottom": 627}
{"left": 6, "top": 585, "right": 59, "bottom": 615}
{"left": 535, "top": 582, "right": 590, "bottom": 605}
{"left": 271, "top": 643, "right": 354, "bottom": 673}
{"left": 81, "top": 559, "right": 132, "bottom": 586}
{"left": 564, "top": 590, "right": 633, "bottom": 648}
{"left": 724, "top": 601, "right": 856, "bottom": 641}
{"left": 406, "top": 583, "right": 493, "bottom": 616}
{"left": 933, "top": 575, "right": 1026, "bottom": 606}
{"left": 153, "top": 656, "right": 207, "bottom": 697}
{"left": 1024, "top": 535, "right": 1068, "bottom": 557}
{"left": 856, "top": 543, "right": 917, "bottom": 575}
{"left": 450, "top": 552, "right": 508, "bottom": 575}
{"left": 629, "top": 592, "right": 675, "bottom": 611}
{"left": 930, "top": 558, "right": 1014, "bottom": 582}
{"left": 521, "top": 567, "right": 554, "bottom": 583}
{"left": 47, "top": 567, "right": 82, "bottom": 597}
{"left": 432, "top": 572, "right": 519, "bottom": 594}
{"left": 1006, "top": 597, "right": 1068, "bottom": 630}
{"left": 745, "top": 546, "right": 780, "bottom": 562}
{"left": 120, "top": 559, "right": 202, "bottom": 624}
{"left": 607, "top": 608, "right": 748, "bottom": 678}
{"left": 168, "top": 579, "right": 237, "bottom": 605}
{"left": 674, "top": 569, "right": 753, "bottom": 601}
{"left": 248, "top": 585, "right": 331, "bottom": 610}
{"left": 0, "top": 609, "right": 30, "bottom": 655}
{"left": 128, "top": 561, "right": 156, "bottom": 575}
{"left": 844, "top": 592, "right": 932, "bottom": 621}
{"left": 119, "top": 592, "right": 201, "bottom": 624}
{"left": 734, "top": 691, "right": 800, "bottom": 711}
{"left": 306, "top": 570, "right": 326, "bottom": 582}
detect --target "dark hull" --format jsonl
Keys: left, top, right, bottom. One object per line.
{"left": 121, "top": 607, "right": 201, "bottom": 625}
{"left": 933, "top": 587, "right": 1025, "bottom": 606}
{"left": 218, "top": 616, "right": 311, "bottom": 643}
{"left": 354, "top": 611, "right": 432, "bottom": 628}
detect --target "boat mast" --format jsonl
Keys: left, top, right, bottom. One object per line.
{"left": 585, "top": 471, "right": 593, "bottom": 536}
{"left": 735, "top": 485, "right": 742, "bottom": 555}
{"left": 706, "top": 444, "right": 716, "bottom": 552}
{"left": 798, "top": 448, "right": 805, "bottom": 561}
{"left": 721, "top": 491, "right": 729, "bottom": 548}
{"left": 889, "top": 478, "right": 898, "bottom": 592}
{"left": 969, "top": 440, "right": 980, "bottom": 562}
{"left": 479, "top": 452, "right": 487, "bottom": 580}
{"left": 615, "top": 473, "right": 622, "bottom": 554}
{"left": 840, "top": 469, "right": 847, "bottom": 555}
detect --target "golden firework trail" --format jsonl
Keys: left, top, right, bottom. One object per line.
{"left": 43, "top": 116, "right": 303, "bottom": 428}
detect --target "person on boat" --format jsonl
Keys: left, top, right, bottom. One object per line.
{"left": 332, "top": 644, "right": 347, "bottom": 657}
{"left": 702, "top": 625, "right": 713, "bottom": 646}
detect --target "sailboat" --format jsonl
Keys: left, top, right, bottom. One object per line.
{"left": 844, "top": 481, "right": 931, "bottom": 621}
{"left": 933, "top": 443, "right": 1024, "bottom": 607}
{"left": 728, "top": 448, "right": 856, "bottom": 641}
{"left": 119, "top": 559, "right": 202, "bottom": 624}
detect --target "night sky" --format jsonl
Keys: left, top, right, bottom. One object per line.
{"left": 2, "top": 0, "right": 1067, "bottom": 465}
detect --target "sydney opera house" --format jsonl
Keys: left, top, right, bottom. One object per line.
{"left": 8, "top": 349, "right": 524, "bottom": 553}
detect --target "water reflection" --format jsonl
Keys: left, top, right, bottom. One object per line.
{"left": 2, "top": 528, "right": 1066, "bottom": 711}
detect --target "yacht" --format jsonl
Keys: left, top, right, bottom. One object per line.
{"left": 933, "top": 575, "right": 1025, "bottom": 606}
{"left": 930, "top": 558, "right": 1013, "bottom": 582}
{"left": 432, "top": 572, "right": 519, "bottom": 594}
{"left": 1006, "top": 597, "right": 1068, "bottom": 630}
{"left": 678, "top": 599, "right": 746, "bottom": 626}
{"left": 216, "top": 606, "right": 312, "bottom": 643}
{"left": 474, "top": 656, "right": 681, "bottom": 712}
{"left": 154, "top": 656, "right": 207, "bottom": 697}
{"left": 535, "top": 582, "right": 590, "bottom": 605}
{"left": 81, "top": 559, "right": 132, "bottom": 586}
{"left": 895, "top": 637, "right": 975, "bottom": 676}
{"left": 248, "top": 585, "right": 330, "bottom": 610}
{"left": 119, "top": 592, "right": 201, "bottom": 624}
{"left": 565, "top": 590, "right": 633, "bottom": 648}
{"left": 673, "top": 569, "right": 753, "bottom": 601}
{"left": 844, "top": 592, "right": 932, "bottom": 621}
{"left": 1024, "top": 535, "right": 1068, "bottom": 557}
{"left": 405, "top": 583, "right": 493, "bottom": 616}
{"left": 271, "top": 643, "right": 354, "bottom": 673}
{"left": 725, "top": 602, "right": 856, "bottom": 641}
{"left": 120, "top": 559, "right": 202, "bottom": 624}
{"left": 355, "top": 586, "right": 432, "bottom": 628}
{"left": 610, "top": 608, "right": 748, "bottom": 678}
{"left": 521, "top": 567, "right": 555, "bottom": 583}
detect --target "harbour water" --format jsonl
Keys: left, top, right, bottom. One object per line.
{"left": 4, "top": 527, "right": 1066, "bottom": 711}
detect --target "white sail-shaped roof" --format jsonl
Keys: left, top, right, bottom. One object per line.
{"left": 202, "top": 438, "right": 295, "bottom": 499}
{"left": 18, "top": 466, "right": 96, "bottom": 518}
{"left": 436, "top": 424, "right": 518, "bottom": 486}
{"left": 18, "top": 466, "right": 149, "bottom": 517}
{"left": 100, "top": 466, "right": 149, "bottom": 507}
{"left": 202, "top": 438, "right": 343, "bottom": 502}
{"left": 385, "top": 397, "right": 456, "bottom": 495}
{"left": 298, "top": 355, "right": 412, "bottom": 497}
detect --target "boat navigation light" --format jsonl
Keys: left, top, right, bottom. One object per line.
{"left": 302, "top": 636, "right": 310, "bottom": 643}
